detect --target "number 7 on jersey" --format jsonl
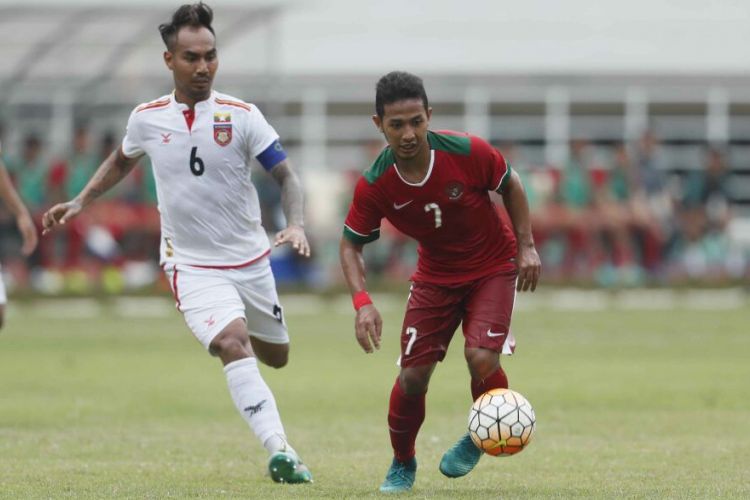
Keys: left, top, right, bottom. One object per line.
{"left": 424, "top": 203, "right": 442, "bottom": 228}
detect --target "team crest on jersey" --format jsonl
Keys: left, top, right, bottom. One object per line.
{"left": 214, "top": 124, "right": 232, "bottom": 146}
{"left": 445, "top": 181, "right": 464, "bottom": 200}
{"left": 214, "top": 112, "right": 231, "bottom": 123}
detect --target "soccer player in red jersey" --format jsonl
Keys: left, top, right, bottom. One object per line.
{"left": 340, "top": 71, "right": 541, "bottom": 493}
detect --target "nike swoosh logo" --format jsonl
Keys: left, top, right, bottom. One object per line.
{"left": 393, "top": 200, "right": 414, "bottom": 210}
{"left": 487, "top": 330, "right": 506, "bottom": 337}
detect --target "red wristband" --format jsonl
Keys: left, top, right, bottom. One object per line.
{"left": 352, "top": 290, "right": 373, "bottom": 311}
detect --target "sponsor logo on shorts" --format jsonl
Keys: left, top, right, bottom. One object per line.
{"left": 244, "top": 399, "right": 267, "bottom": 416}
{"left": 204, "top": 315, "right": 216, "bottom": 328}
{"left": 487, "top": 329, "right": 506, "bottom": 338}
{"left": 273, "top": 304, "right": 283, "bottom": 323}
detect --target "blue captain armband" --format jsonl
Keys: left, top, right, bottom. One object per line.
{"left": 256, "top": 139, "right": 288, "bottom": 171}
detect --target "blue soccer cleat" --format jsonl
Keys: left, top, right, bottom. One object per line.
{"left": 268, "top": 450, "right": 313, "bottom": 484}
{"left": 379, "top": 457, "right": 417, "bottom": 493}
{"left": 439, "top": 432, "right": 482, "bottom": 478}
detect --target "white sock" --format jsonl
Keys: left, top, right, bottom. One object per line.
{"left": 264, "top": 433, "right": 297, "bottom": 456}
{"left": 224, "top": 357, "right": 290, "bottom": 455}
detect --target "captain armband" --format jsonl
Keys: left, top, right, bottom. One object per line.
{"left": 256, "top": 139, "right": 288, "bottom": 171}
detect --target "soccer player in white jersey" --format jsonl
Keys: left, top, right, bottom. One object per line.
{"left": 0, "top": 141, "right": 38, "bottom": 328}
{"left": 42, "top": 2, "right": 312, "bottom": 484}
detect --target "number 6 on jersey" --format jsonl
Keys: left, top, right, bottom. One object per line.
{"left": 190, "top": 146, "right": 205, "bottom": 176}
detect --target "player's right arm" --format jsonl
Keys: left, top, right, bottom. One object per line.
{"left": 340, "top": 176, "right": 384, "bottom": 354}
{"left": 42, "top": 147, "right": 141, "bottom": 234}
{"left": 339, "top": 237, "right": 382, "bottom": 354}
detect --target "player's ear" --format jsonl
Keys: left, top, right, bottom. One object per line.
{"left": 372, "top": 114, "right": 383, "bottom": 133}
{"left": 426, "top": 106, "right": 433, "bottom": 122}
{"left": 163, "top": 51, "right": 174, "bottom": 70}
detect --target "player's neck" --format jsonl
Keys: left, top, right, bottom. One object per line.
{"left": 394, "top": 147, "right": 431, "bottom": 184}
{"left": 174, "top": 88, "right": 212, "bottom": 109}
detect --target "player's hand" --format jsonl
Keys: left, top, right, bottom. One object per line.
{"left": 41, "top": 200, "right": 82, "bottom": 235}
{"left": 273, "top": 224, "right": 310, "bottom": 257}
{"left": 355, "top": 303, "right": 382, "bottom": 354}
{"left": 16, "top": 212, "right": 38, "bottom": 256}
{"left": 516, "top": 242, "right": 541, "bottom": 292}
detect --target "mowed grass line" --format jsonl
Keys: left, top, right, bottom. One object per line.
{"left": 0, "top": 299, "right": 748, "bottom": 498}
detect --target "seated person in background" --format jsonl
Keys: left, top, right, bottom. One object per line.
{"left": 555, "top": 139, "right": 607, "bottom": 278}
{"left": 680, "top": 147, "right": 732, "bottom": 240}
{"left": 5, "top": 134, "right": 49, "bottom": 213}
{"left": 0, "top": 140, "right": 38, "bottom": 327}
{"left": 633, "top": 130, "right": 678, "bottom": 243}
{"left": 65, "top": 127, "right": 100, "bottom": 201}
{"left": 601, "top": 143, "right": 663, "bottom": 274}
{"left": 674, "top": 147, "right": 742, "bottom": 280}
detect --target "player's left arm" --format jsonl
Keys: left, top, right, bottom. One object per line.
{"left": 268, "top": 159, "right": 310, "bottom": 257}
{"left": 499, "top": 170, "right": 541, "bottom": 292}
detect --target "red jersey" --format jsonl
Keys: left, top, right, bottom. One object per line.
{"left": 343, "top": 130, "right": 517, "bottom": 284}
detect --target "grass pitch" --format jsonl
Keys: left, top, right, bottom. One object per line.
{"left": 0, "top": 293, "right": 749, "bottom": 499}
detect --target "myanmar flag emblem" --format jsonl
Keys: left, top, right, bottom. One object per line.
{"left": 214, "top": 112, "right": 232, "bottom": 123}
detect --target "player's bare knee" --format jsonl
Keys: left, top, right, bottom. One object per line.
{"left": 399, "top": 366, "right": 432, "bottom": 395}
{"left": 250, "top": 338, "right": 288, "bottom": 369}
{"left": 399, "top": 374, "right": 427, "bottom": 395}
{"left": 210, "top": 331, "right": 250, "bottom": 362}
{"left": 262, "top": 347, "right": 288, "bottom": 369}
{"left": 465, "top": 348, "right": 500, "bottom": 380}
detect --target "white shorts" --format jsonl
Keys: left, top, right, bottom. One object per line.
{"left": 163, "top": 256, "right": 289, "bottom": 351}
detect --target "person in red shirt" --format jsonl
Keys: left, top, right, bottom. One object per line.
{"left": 340, "top": 71, "right": 541, "bottom": 493}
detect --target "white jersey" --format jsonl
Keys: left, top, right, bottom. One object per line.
{"left": 122, "top": 90, "right": 279, "bottom": 267}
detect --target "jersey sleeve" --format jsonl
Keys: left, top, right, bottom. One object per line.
{"left": 121, "top": 109, "right": 145, "bottom": 158}
{"left": 342, "top": 177, "right": 383, "bottom": 245}
{"left": 244, "top": 106, "right": 281, "bottom": 159}
{"left": 472, "top": 136, "right": 512, "bottom": 192}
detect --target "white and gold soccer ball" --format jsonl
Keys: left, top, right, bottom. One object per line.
{"left": 468, "top": 388, "right": 536, "bottom": 456}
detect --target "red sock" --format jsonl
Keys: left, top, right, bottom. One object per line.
{"left": 470, "top": 367, "right": 509, "bottom": 401}
{"left": 388, "top": 378, "right": 425, "bottom": 462}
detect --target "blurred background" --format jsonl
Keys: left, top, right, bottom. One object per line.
{"left": 1, "top": 0, "right": 749, "bottom": 295}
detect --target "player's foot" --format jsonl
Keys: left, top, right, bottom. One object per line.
{"left": 268, "top": 449, "right": 313, "bottom": 484}
{"left": 439, "top": 432, "right": 482, "bottom": 478}
{"left": 379, "top": 456, "right": 417, "bottom": 493}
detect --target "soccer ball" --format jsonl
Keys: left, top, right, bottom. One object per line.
{"left": 468, "top": 388, "right": 536, "bottom": 456}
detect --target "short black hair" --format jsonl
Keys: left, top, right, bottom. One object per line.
{"left": 23, "top": 133, "right": 41, "bottom": 150}
{"left": 375, "top": 71, "right": 429, "bottom": 118}
{"left": 159, "top": 2, "right": 215, "bottom": 50}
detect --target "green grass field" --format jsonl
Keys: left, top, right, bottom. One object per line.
{"left": 1, "top": 294, "right": 749, "bottom": 499}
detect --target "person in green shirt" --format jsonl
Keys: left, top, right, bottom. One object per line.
{"left": 6, "top": 134, "right": 49, "bottom": 211}
{"left": 0, "top": 140, "right": 38, "bottom": 328}
{"left": 559, "top": 139, "right": 594, "bottom": 209}
{"left": 65, "top": 127, "right": 100, "bottom": 200}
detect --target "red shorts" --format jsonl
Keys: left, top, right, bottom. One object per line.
{"left": 398, "top": 271, "right": 517, "bottom": 368}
